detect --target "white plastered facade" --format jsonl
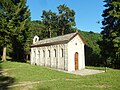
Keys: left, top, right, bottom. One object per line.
{"left": 67, "top": 34, "right": 85, "bottom": 71}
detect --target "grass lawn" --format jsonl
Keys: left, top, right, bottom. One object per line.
{"left": 0, "top": 61, "right": 120, "bottom": 90}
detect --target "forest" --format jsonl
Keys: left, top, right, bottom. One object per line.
{"left": 0, "top": 0, "right": 120, "bottom": 69}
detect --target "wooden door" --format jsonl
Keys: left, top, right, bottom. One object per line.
{"left": 75, "top": 52, "right": 78, "bottom": 70}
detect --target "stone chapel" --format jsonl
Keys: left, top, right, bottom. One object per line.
{"left": 30, "top": 32, "right": 85, "bottom": 71}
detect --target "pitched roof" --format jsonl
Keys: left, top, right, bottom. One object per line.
{"left": 31, "top": 32, "right": 85, "bottom": 47}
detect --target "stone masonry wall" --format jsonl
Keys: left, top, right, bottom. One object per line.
{"left": 31, "top": 44, "right": 68, "bottom": 71}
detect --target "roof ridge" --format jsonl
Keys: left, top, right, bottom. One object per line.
{"left": 39, "top": 32, "right": 77, "bottom": 41}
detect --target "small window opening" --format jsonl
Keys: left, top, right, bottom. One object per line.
{"left": 61, "top": 48, "right": 63, "bottom": 57}
{"left": 38, "top": 51, "right": 40, "bottom": 59}
{"left": 54, "top": 49, "right": 56, "bottom": 57}
{"left": 35, "top": 38, "right": 37, "bottom": 42}
{"left": 48, "top": 50, "right": 50, "bottom": 57}
{"left": 34, "top": 51, "right": 36, "bottom": 58}
{"left": 43, "top": 50, "right": 45, "bottom": 57}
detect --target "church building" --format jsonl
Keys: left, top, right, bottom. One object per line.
{"left": 30, "top": 32, "right": 85, "bottom": 71}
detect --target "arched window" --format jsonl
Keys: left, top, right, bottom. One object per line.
{"left": 54, "top": 49, "right": 56, "bottom": 57}
{"left": 48, "top": 50, "right": 50, "bottom": 57}
{"left": 35, "top": 38, "right": 37, "bottom": 42}
{"left": 34, "top": 51, "right": 36, "bottom": 58}
{"left": 38, "top": 50, "right": 40, "bottom": 59}
{"left": 61, "top": 48, "right": 63, "bottom": 57}
{"left": 43, "top": 50, "right": 45, "bottom": 58}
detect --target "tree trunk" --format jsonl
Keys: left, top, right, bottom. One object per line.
{"left": 2, "top": 47, "right": 6, "bottom": 61}
{"left": 62, "top": 28, "right": 64, "bottom": 35}
{"left": 49, "top": 27, "right": 51, "bottom": 38}
{"left": 50, "top": 30, "right": 51, "bottom": 38}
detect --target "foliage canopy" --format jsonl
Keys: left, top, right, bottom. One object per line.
{"left": 99, "top": 0, "right": 120, "bottom": 68}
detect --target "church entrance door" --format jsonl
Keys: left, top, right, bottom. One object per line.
{"left": 75, "top": 52, "right": 78, "bottom": 70}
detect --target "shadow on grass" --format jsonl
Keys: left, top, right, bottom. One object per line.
{"left": 0, "top": 61, "right": 15, "bottom": 90}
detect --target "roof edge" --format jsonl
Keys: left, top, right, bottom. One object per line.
{"left": 31, "top": 40, "right": 68, "bottom": 47}
{"left": 68, "top": 32, "right": 86, "bottom": 44}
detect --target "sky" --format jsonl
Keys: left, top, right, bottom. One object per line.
{"left": 26, "top": 0, "right": 104, "bottom": 33}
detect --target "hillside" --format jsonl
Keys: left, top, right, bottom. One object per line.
{"left": 79, "top": 30, "right": 102, "bottom": 66}
{"left": 0, "top": 61, "right": 120, "bottom": 90}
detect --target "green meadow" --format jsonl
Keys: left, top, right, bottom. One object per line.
{"left": 0, "top": 61, "right": 120, "bottom": 90}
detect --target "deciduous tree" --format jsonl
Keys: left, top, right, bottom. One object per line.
{"left": 41, "top": 4, "right": 76, "bottom": 37}
{"left": 57, "top": 4, "right": 76, "bottom": 35}
{"left": 41, "top": 10, "right": 57, "bottom": 38}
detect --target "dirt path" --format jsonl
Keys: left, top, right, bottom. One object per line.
{"left": 8, "top": 79, "right": 59, "bottom": 88}
{"left": 7, "top": 78, "right": 86, "bottom": 87}
{"left": 8, "top": 78, "right": 112, "bottom": 89}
